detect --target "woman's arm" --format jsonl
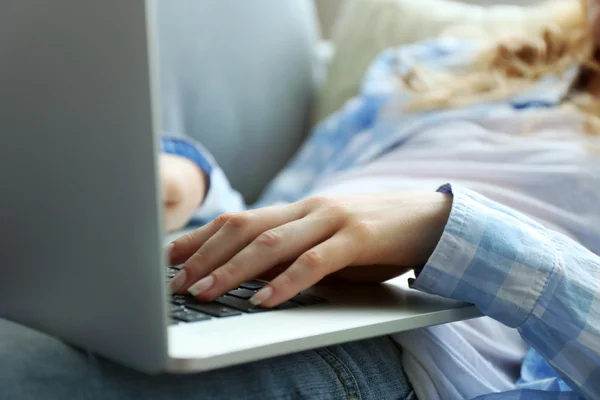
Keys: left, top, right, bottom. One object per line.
{"left": 412, "top": 184, "right": 600, "bottom": 399}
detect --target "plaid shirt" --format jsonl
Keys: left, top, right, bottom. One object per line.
{"left": 162, "top": 38, "right": 600, "bottom": 398}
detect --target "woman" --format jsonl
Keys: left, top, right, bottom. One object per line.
{"left": 2, "top": 0, "right": 599, "bottom": 399}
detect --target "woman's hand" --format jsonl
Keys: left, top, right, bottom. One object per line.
{"left": 168, "top": 192, "right": 452, "bottom": 307}
{"left": 160, "top": 153, "right": 207, "bottom": 233}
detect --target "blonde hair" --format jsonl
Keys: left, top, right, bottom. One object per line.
{"left": 402, "top": 0, "right": 600, "bottom": 135}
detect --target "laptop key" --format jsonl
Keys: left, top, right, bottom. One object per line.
{"left": 170, "top": 304, "right": 185, "bottom": 313}
{"left": 228, "top": 288, "right": 256, "bottom": 299}
{"left": 171, "top": 295, "right": 188, "bottom": 305}
{"left": 290, "top": 293, "right": 328, "bottom": 306}
{"left": 215, "top": 295, "right": 269, "bottom": 313}
{"left": 185, "top": 301, "right": 242, "bottom": 317}
{"left": 239, "top": 280, "right": 268, "bottom": 290}
{"left": 171, "top": 309, "right": 212, "bottom": 323}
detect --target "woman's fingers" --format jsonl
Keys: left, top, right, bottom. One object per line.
{"left": 168, "top": 214, "right": 229, "bottom": 266}
{"left": 171, "top": 204, "right": 307, "bottom": 293}
{"left": 251, "top": 231, "right": 360, "bottom": 308}
{"left": 169, "top": 196, "right": 333, "bottom": 265}
{"left": 170, "top": 205, "right": 303, "bottom": 265}
{"left": 186, "top": 215, "right": 340, "bottom": 301}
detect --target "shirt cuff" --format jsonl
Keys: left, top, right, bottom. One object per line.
{"left": 411, "top": 183, "right": 557, "bottom": 328}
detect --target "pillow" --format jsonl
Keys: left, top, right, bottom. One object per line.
{"left": 313, "top": 0, "right": 547, "bottom": 123}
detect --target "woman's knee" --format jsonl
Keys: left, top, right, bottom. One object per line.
{"left": 0, "top": 319, "right": 96, "bottom": 399}
{"left": 0, "top": 318, "right": 87, "bottom": 366}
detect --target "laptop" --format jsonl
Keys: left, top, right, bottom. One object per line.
{"left": 0, "top": 0, "right": 480, "bottom": 373}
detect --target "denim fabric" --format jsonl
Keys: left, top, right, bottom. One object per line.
{"left": 0, "top": 319, "right": 415, "bottom": 400}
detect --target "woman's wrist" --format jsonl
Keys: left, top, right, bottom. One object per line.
{"left": 413, "top": 192, "right": 453, "bottom": 266}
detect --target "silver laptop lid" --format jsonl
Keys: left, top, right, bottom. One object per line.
{"left": 0, "top": 0, "right": 168, "bottom": 372}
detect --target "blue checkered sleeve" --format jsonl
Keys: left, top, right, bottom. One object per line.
{"left": 413, "top": 184, "right": 600, "bottom": 399}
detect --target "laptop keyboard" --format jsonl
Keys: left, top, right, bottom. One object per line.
{"left": 167, "top": 267, "right": 327, "bottom": 325}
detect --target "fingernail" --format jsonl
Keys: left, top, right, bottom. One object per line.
{"left": 249, "top": 286, "right": 273, "bottom": 306}
{"left": 165, "top": 242, "right": 174, "bottom": 263}
{"left": 169, "top": 269, "right": 187, "bottom": 293}
{"left": 188, "top": 275, "right": 215, "bottom": 297}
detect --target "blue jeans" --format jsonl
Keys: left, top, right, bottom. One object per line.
{"left": 0, "top": 319, "right": 415, "bottom": 400}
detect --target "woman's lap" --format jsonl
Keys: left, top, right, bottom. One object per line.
{"left": 0, "top": 318, "right": 415, "bottom": 400}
